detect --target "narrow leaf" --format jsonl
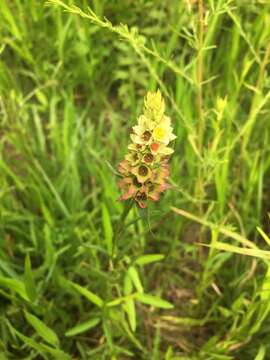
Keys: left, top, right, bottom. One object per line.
{"left": 254, "top": 345, "right": 266, "bottom": 360}
{"left": 24, "top": 254, "right": 37, "bottom": 302}
{"left": 102, "top": 321, "right": 113, "bottom": 350}
{"left": 8, "top": 323, "right": 69, "bottom": 359}
{"left": 161, "top": 316, "right": 209, "bottom": 326}
{"left": 135, "top": 254, "right": 165, "bottom": 266}
{"left": 172, "top": 207, "right": 257, "bottom": 249}
{"left": 201, "top": 241, "right": 270, "bottom": 260}
{"left": 65, "top": 317, "right": 100, "bottom": 337}
{"left": 128, "top": 266, "right": 143, "bottom": 293}
{"left": 124, "top": 273, "right": 133, "bottom": 295}
{"left": 124, "top": 299, "right": 136, "bottom": 332}
{"left": 102, "top": 203, "right": 113, "bottom": 255}
{"left": 136, "top": 294, "right": 174, "bottom": 309}
{"left": 0, "top": 276, "right": 29, "bottom": 301}
{"left": 24, "top": 311, "right": 59, "bottom": 348}
{"left": 71, "top": 282, "right": 104, "bottom": 308}
{"left": 257, "top": 227, "right": 270, "bottom": 246}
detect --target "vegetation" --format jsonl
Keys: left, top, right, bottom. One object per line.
{"left": 0, "top": 0, "right": 270, "bottom": 359}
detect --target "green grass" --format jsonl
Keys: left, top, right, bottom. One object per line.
{"left": 1, "top": 0, "right": 270, "bottom": 359}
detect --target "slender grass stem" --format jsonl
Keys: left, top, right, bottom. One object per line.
{"left": 113, "top": 200, "right": 134, "bottom": 257}
{"left": 242, "top": 42, "right": 270, "bottom": 152}
{"left": 196, "top": 0, "right": 205, "bottom": 252}
{"left": 197, "top": 0, "right": 204, "bottom": 155}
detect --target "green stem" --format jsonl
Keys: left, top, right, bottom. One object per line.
{"left": 197, "top": 0, "right": 204, "bottom": 156}
{"left": 113, "top": 200, "right": 134, "bottom": 257}
{"left": 196, "top": 0, "right": 205, "bottom": 259}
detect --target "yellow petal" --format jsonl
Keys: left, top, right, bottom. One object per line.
{"left": 159, "top": 146, "right": 174, "bottom": 155}
{"left": 159, "top": 115, "right": 171, "bottom": 127}
{"left": 133, "top": 125, "right": 144, "bottom": 135}
{"left": 153, "top": 126, "right": 168, "bottom": 143}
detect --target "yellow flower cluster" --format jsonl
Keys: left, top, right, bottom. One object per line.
{"left": 118, "top": 90, "right": 176, "bottom": 208}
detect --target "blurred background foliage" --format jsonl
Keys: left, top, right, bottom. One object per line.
{"left": 0, "top": 0, "right": 270, "bottom": 359}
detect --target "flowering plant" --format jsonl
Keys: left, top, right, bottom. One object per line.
{"left": 118, "top": 90, "right": 176, "bottom": 208}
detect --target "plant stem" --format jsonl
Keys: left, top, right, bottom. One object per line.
{"left": 197, "top": 0, "right": 204, "bottom": 155}
{"left": 113, "top": 200, "right": 134, "bottom": 257}
{"left": 242, "top": 42, "right": 270, "bottom": 152}
{"left": 196, "top": 0, "right": 205, "bottom": 254}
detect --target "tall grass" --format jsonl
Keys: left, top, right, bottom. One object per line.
{"left": 0, "top": 0, "right": 270, "bottom": 359}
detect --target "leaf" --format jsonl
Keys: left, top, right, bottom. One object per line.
{"left": 0, "top": 258, "right": 17, "bottom": 278}
{"left": 0, "top": 276, "right": 29, "bottom": 301}
{"left": 128, "top": 266, "right": 143, "bottom": 293}
{"left": 218, "top": 306, "right": 232, "bottom": 319}
{"left": 201, "top": 241, "right": 270, "bottom": 260}
{"left": 8, "top": 323, "right": 69, "bottom": 360}
{"left": 24, "top": 311, "right": 59, "bottom": 348}
{"left": 124, "top": 299, "right": 136, "bottom": 332}
{"left": 34, "top": 160, "right": 70, "bottom": 218}
{"left": 135, "top": 254, "right": 165, "bottom": 266}
{"left": 172, "top": 207, "right": 257, "bottom": 249}
{"left": 161, "top": 316, "right": 209, "bottom": 326}
{"left": 260, "top": 266, "right": 270, "bottom": 302}
{"left": 35, "top": 89, "right": 48, "bottom": 107}
{"left": 172, "top": 207, "right": 270, "bottom": 261}
{"left": 257, "top": 227, "right": 270, "bottom": 246}
{"left": 24, "top": 254, "right": 37, "bottom": 302}
{"left": 136, "top": 294, "right": 174, "bottom": 309}
{"left": 102, "top": 321, "right": 113, "bottom": 350}
{"left": 106, "top": 293, "right": 136, "bottom": 307}
{"left": 14, "top": 329, "right": 50, "bottom": 353}
{"left": 123, "top": 273, "right": 133, "bottom": 295}
{"left": 65, "top": 317, "right": 101, "bottom": 337}
{"left": 254, "top": 345, "right": 266, "bottom": 360}
{"left": 0, "top": 0, "right": 22, "bottom": 40}
{"left": 102, "top": 203, "right": 113, "bottom": 255}
{"left": 70, "top": 282, "right": 104, "bottom": 308}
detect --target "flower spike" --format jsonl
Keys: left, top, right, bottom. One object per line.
{"left": 118, "top": 90, "right": 176, "bottom": 208}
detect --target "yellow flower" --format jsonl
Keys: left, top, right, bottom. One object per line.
{"left": 138, "top": 115, "right": 156, "bottom": 130}
{"left": 152, "top": 125, "right": 176, "bottom": 145}
{"left": 125, "top": 152, "right": 140, "bottom": 165}
{"left": 132, "top": 164, "right": 152, "bottom": 183}
{"left": 118, "top": 90, "right": 176, "bottom": 208}
{"left": 131, "top": 122, "right": 152, "bottom": 145}
{"left": 128, "top": 143, "right": 145, "bottom": 152}
{"left": 158, "top": 145, "right": 174, "bottom": 155}
{"left": 152, "top": 116, "right": 176, "bottom": 145}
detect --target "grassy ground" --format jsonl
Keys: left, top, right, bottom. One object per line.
{"left": 1, "top": 0, "right": 270, "bottom": 359}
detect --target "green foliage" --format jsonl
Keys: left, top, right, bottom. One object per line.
{"left": 1, "top": 0, "right": 270, "bottom": 359}
{"left": 24, "top": 311, "right": 59, "bottom": 347}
